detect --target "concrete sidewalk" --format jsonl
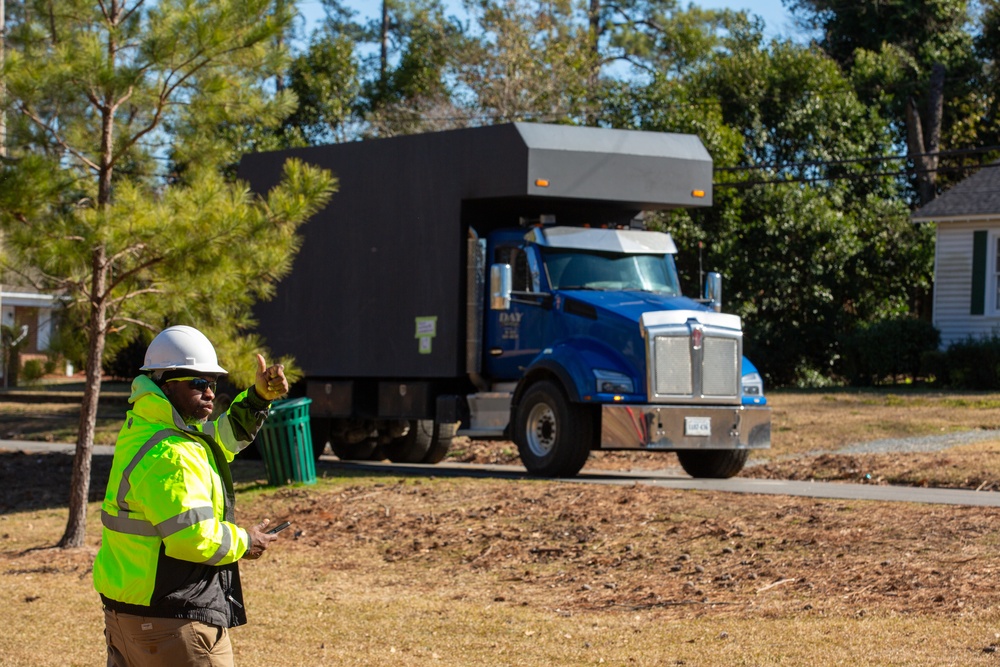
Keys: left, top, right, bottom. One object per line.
{"left": 0, "top": 439, "right": 115, "bottom": 455}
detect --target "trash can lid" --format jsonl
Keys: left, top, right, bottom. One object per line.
{"left": 269, "top": 396, "right": 312, "bottom": 411}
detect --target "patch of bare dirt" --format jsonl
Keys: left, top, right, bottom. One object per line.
{"left": 265, "top": 478, "right": 1000, "bottom": 619}
{"left": 6, "top": 440, "right": 1000, "bottom": 624}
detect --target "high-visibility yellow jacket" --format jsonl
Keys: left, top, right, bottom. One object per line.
{"left": 93, "top": 375, "right": 270, "bottom": 627}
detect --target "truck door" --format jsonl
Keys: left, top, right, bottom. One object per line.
{"left": 485, "top": 242, "right": 551, "bottom": 381}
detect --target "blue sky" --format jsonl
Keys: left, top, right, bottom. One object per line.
{"left": 300, "top": 0, "right": 797, "bottom": 41}
{"left": 699, "top": 0, "right": 797, "bottom": 38}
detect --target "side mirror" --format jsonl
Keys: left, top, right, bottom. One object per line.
{"left": 704, "top": 271, "right": 722, "bottom": 312}
{"left": 490, "top": 263, "right": 512, "bottom": 311}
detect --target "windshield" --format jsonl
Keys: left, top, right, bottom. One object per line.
{"left": 544, "top": 250, "right": 682, "bottom": 295}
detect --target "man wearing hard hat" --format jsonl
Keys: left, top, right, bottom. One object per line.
{"left": 93, "top": 325, "right": 290, "bottom": 667}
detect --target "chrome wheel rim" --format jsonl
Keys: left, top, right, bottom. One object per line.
{"left": 526, "top": 402, "right": 557, "bottom": 458}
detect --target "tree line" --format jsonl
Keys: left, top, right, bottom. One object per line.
{"left": 0, "top": 0, "right": 996, "bottom": 545}
{"left": 258, "top": 0, "right": 999, "bottom": 387}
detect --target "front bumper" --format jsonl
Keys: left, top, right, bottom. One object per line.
{"left": 600, "top": 404, "right": 771, "bottom": 450}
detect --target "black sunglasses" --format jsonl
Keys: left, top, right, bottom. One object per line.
{"left": 166, "top": 376, "right": 218, "bottom": 393}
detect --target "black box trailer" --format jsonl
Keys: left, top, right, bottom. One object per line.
{"left": 239, "top": 122, "right": 713, "bottom": 380}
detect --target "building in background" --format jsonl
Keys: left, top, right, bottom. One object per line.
{"left": 0, "top": 288, "right": 63, "bottom": 383}
{"left": 912, "top": 162, "right": 1000, "bottom": 348}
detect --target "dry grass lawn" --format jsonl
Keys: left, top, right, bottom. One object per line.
{"left": 765, "top": 390, "right": 1000, "bottom": 457}
{"left": 4, "top": 470, "right": 1000, "bottom": 666}
{"left": 4, "top": 387, "right": 1000, "bottom": 665}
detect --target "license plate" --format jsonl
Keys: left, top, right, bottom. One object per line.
{"left": 684, "top": 416, "right": 711, "bottom": 437}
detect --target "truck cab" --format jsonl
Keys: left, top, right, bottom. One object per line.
{"left": 464, "top": 223, "right": 769, "bottom": 477}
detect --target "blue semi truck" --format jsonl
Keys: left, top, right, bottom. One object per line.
{"left": 239, "top": 122, "right": 770, "bottom": 478}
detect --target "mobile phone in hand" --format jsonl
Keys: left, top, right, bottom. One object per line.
{"left": 266, "top": 521, "right": 291, "bottom": 534}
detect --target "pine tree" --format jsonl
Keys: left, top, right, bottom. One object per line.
{"left": 0, "top": 0, "right": 335, "bottom": 547}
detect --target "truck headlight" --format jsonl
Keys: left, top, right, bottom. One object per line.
{"left": 594, "top": 369, "right": 634, "bottom": 394}
{"left": 742, "top": 372, "right": 763, "bottom": 396}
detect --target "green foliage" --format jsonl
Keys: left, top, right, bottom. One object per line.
{"left": 353, "top": 0, "right": 471, "bottom": 134}
{"left": 0, "top": 1, "right": 336, "bottom": 383}
{"left": 838, "top": 317, "right": 941, "bottom": 386}
{"left": 787, "top": 0, "right": 972, "bottom": 69}
{"left": 933, "top": 334, "right": 1000, "bottom": 390}
{"left": 20, "top": 359, "right": 46, "bottom": 384}
{"left": 626, "top": 35, "right": 935, "bottom": 386}
{"left": 603, "top": 0, "right": 750, "bottom": 76}
{"left": 0, "top": 0, "right": 337, "bottom": 545}
{"left": 1, "top": 0, "right": 998, "bottom": 409}
{"left": 283, "top": 34, "right": 360, "bottom": 144}
{"left": 788, "top": 0, "right": 980, "bottom": 201}
{"left": 458, "top": 0, "right": 593, "bottom": 124}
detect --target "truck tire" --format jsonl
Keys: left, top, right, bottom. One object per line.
{"left": 384, "top": 420, "right": 434, "bottom": 463}
{"left": 331, "top": 437, "right": 378, "bottom": 461}
{"left": 513, "top": 380, "right": 592, "bottom": 478}
{"left": 422, "top": 422, "right": 457, "bottom": 464}
{"left": 675, "top": 449, "right": 749, "bottom": 479}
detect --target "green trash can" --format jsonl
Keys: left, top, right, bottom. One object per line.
{"left": 258, "top": 397, "right": 316, "bottom": 486}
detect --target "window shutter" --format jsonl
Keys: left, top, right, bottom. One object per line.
{"left": 971, "top": 230, "right": 987, "bottom": 316}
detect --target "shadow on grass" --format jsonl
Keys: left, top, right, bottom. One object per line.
{"left": 0, "top": 450, "right": 336, "bottom": 515}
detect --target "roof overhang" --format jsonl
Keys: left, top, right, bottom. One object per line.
{"left": 911, "top": 213, "right": 1000, "bottom": 224}
{"left": 0, "top": 291, "right": 61, "bottom": 308}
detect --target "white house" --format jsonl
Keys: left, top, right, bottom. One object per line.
{"left": 912, "top": 163, "right": 1000, "bottom": 347}
{"left": 0, "top": 288, "right": 61, "bottom": 381}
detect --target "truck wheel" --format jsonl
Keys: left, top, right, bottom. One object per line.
{"left": 675, "top": 449, "right": 749, "bottom": 479}
{"left": 384, "top": 420, "right": 434, "bottom": 463}
{"left": 514, "top": 380, "right": 592, "bottom": 477}
{"left": 422, "top": 422, "right": 457, "bottom": 464}
{"left": 331, "top": 438, "right": 378, "bottom": 461}
{"left": 310, "top": 418, "right": 333, "bottom": 460}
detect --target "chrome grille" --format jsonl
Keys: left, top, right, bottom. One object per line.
{"left": 647, "top": 320, "right": 742, "bottom": 404}
{"left": 654, "top": 336, "right": 692, "bottom": 395}
{"left": 703, "top": 337, "right": 738, "bottom": 396}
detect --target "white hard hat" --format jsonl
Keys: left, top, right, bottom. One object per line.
{"left": 140, "top": 325, "right": 228, "bottom": 376}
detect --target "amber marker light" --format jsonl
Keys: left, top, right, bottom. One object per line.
{"left": 535, "top": 179, "right": 550, "bottom": 187}
{"left": 692, "top": 189, "right": 706, "bottom": 198}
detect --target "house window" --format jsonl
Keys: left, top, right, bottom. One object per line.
{"left": 979, "top": 230, "right": 1000, "bottom": 315}
{"left": 995, "top": 235, "right": 1000, "bottom": 312}
{"left": 972, "top": 230, "right": 988, "bottom": 315}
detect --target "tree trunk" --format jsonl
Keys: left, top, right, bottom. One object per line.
{"left": 1, "top": 0, "right": 7, "bottom": 158}
{"left": 59, "top": 250, "right": 109, "bottom": 548}
{"left": 59, "top": 2, "right": 121, "bottom": 549}
{"left": 586, "top": 0, "right": 601, "bottom": 124}
{"left": 380, "top": 0, "right": 389, "bottom": 86}
{"left": 906, "top": 63, "right": 945, "bottom": 206}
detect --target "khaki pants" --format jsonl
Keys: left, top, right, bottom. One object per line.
{"left": 104, "top": 608, "right": 234, "bottom": 667}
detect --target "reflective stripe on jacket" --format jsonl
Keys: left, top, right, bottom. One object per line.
{"left": 93, "top": 374, "right": 270, "bottom": 627}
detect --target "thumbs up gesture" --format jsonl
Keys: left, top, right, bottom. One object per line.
{"left": 254, "top": 354, "right": 288, "bottom": 402}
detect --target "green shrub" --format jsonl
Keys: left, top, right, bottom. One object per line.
{"left": 920, "top": 349, "right": 949, "bottom": 385}
{"left": 21, "top": 359, "right": 45, "bottom": 384}
{"left": 940, "top": 334, "right": 1000, "bottom": 390}
{"left": 839, "top": 317, "right": 940, "bottom": 386}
